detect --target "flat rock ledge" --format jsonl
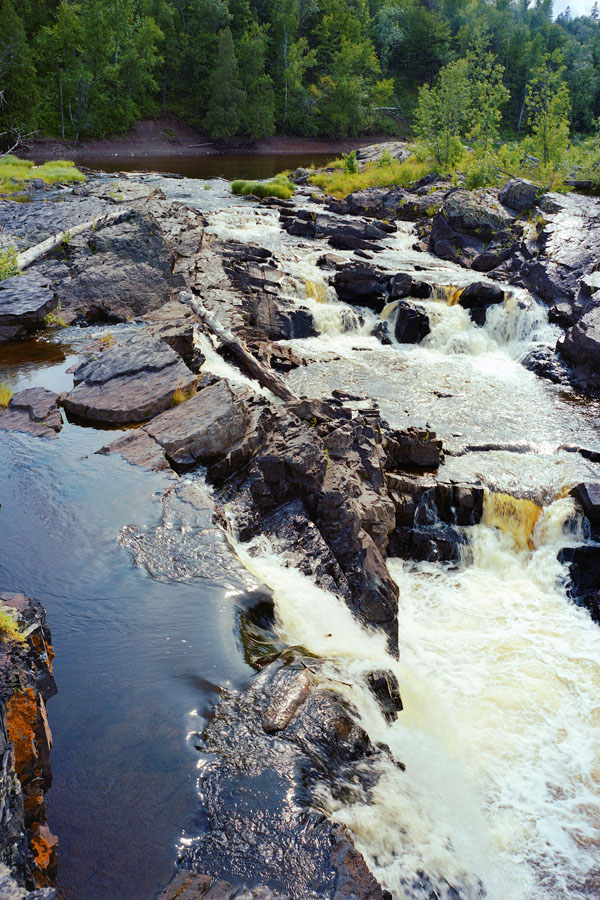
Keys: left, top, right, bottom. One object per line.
{"left": 0, "top": 389, "right": 62, "bottom": 438}
{"left": 63, "top": 331, "right": 197, "bottom": 424}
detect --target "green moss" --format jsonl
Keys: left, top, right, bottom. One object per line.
{"left": 0, "top": 609, "right": 26, "bottom": 644}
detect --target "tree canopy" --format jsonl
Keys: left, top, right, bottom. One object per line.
{"left": 1, "top": 0, "right": 600, "bottom": 144}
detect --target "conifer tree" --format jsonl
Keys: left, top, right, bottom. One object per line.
{"left": 204, "top": 28, "right": 244, "bottom": 140}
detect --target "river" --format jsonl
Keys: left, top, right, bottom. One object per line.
{"left": 1, "top": 157, "right": 600, "bottom": 900}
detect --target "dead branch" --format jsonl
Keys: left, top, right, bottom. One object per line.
{"left": 181, "top": 290, "right": 299, "bottom": 402}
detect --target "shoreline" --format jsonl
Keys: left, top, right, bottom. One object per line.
{"left": 19, "top": 116, "right": 401, "bottom": 162}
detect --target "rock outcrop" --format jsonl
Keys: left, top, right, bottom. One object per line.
{"left": 0, "top": 594, "right": 57, "bottom": 894}
{"left": 62, "top": 331, "right": 198, "bottom": 424}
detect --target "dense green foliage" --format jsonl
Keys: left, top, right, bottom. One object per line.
{"left": 2, "top": 0, "right": 600, "bottom": 145}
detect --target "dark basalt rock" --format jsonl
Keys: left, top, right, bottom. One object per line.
{"left": 251, "top": 295, "right": 316, "bottom": 341}
{"left": 521, "top": 344, "right": 570, "bottom": 385}
{"left": 0, "top": 594, "right": 57, "bottom": 892}
{"left": 181, "top": 663, "right": 387, "bottom": 900}
{"left": 499, "top": 179, "right": 543, "bottom": 213}
{"left": 145, "top": 380, "right": 250, "bottom": 466}
{"left": 332, "top": 266, "right": 390, "bottom": 313}
{"left": 558, "top": 306, "right": 600, "bottom": 389}
{"left": 0, "top": 389, "right": 62, "bottom": 438}
{"left": 365, "top": 671, "right": 403, "bottom": 723}
{"left": 429, "top": 190, "right": 521, "bottom": 271}
{"left": 393, "top": 301, "right": 431, "bottom": 344}
{"left": 63, "top": 331, "right": 197, "bottom": 424}
{"left": 558, "top": 545, "right": 600, "bottom": 624}
{"left": 571, "top": 482, "right": 600, "bottom": 526}
{"left": 0, "top": 275, "right": 57, "bottom": 342}
{"left": 385, "top": 427, "right": 443, "bottom": 471}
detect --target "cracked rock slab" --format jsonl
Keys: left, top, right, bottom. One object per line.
{"left": 0, "top": 388, "right": 62, "bottom": 438}
{"left": 63, "top": 332, "right": 197, "bottom": 424}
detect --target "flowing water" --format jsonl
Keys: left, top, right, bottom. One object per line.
{"left": 2, "top": 165, "right": 600, "bottom": 899}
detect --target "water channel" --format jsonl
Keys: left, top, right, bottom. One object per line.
{"left": 1, "top": 156, "right": 600, "bottom": 900}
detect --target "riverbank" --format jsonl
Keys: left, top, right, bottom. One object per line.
{"left": 20, "top": 115, "right": 398, "bottom": 162}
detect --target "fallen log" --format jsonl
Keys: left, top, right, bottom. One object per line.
{"left": 181, "top": 290, "right": 299, "bottom": 402}
{"left": 17, "top": 207, "right": 134, "bottom": 270}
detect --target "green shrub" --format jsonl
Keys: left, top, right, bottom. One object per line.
{"left": 43, "top": 303, "right": 67, "bottom": 328}
{"left": 0, "top": 245, "right": 19, "bottom": 281}
{"left": 343, "top": 150, "right": 359, "bottom": 174}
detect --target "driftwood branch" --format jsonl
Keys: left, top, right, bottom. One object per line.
{"left": 17, "top": 207, "right": 134, "bottom": 270}
{"left": 181, "top": 291, "right": 299, "bottom": 402}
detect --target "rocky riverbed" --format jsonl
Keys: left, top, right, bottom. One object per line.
{"left": 2, "top": 149, "right": 600, "bottom": 900}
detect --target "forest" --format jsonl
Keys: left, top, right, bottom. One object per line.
{"left": 1, "top": 0, "right": 600, "bottom": 149}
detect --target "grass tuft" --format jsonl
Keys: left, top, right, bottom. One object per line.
{"left": 232, "top": 173, "right": 294, "bottom": 200}
{"left": 0, "top": 155, "right": 85, "bottom": 194}
{"left": 309, "top": 154, "right": 437, "bottom": 198}
{"left": 0, "top": 245, "right": 20, "bottom": 282}
{"left": 0, "top": 382, "right": 13, "bottom": 408}
{"left": 172, "top": 385, "right": 196, "bottom": 406}
{"left": 43, "top": 303, "right": 67, "bottom": 328}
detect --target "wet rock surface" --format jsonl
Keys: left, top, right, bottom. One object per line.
{"left": 181, "top": 663, "right": 387, "bottom": 900}
{"left": 0, "top": 276, "right": 57, "bottom": 342}
{"left": 0, "top": 389, "right": 62, "bottom": 438}
{"left": 0, "top": 594, "right": 57, "bottom": 892}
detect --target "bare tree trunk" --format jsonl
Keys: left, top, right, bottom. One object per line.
{"left": 181, "top": 292, "right": 299, "bottom": 402}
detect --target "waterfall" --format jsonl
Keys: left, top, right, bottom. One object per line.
{"left": 228, "top": 494, "right": 600, "bottom": 900}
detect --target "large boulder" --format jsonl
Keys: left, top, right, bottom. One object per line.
{"left": 251, "top": 296, "right": 316, "bottom": 340}
{"left": 145, "top": 380, "right": 250, "bottom": 466}
{"left": 393, "top": 300, "right": 431, "bottom": 344}
{"left": 333, "top": 266, "right": 390, "bottom": 312}
{"left": 430, "top": 189, "right": 520, "bottom": 271}
{"left": 499, "top": 179, "right": 544, "bottom": 213}
{"left": 41, "top": 210, "right": 178, "bottom": 322}
{"left": 0, "top": 275, "right": 57, "bottom": 342}
{"left": 558, "top": 305, "right": 600, "bottom": 388}
{"left": 62, "top": 332, "right": 197, "bottom": 424}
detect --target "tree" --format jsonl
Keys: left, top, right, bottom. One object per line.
{"left": 0, "top": 0, "right": 38, "bottom": 142}
{"left": 238, "top": 22, "right": 275, "bottom": 139}
{"left": 204, "top": 28, "right": 244, "bottom": 140}
{"left": 526, "top": 50, "right": 571, "bottom": 164}
{"left": 414, "top": 58, "right": 471, "bottom": 167}
{"left": 466, "top": 34, "right": 510, "bottom": 157}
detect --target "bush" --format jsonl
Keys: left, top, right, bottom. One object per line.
{"left": 343, "top": 150, "right": 359, "bottom": 174}
{"left": 231, "top": 173, "right": 294, "bottom": 200}
{"left": 0, "top": 245, "right": 19, "bottom": 281}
